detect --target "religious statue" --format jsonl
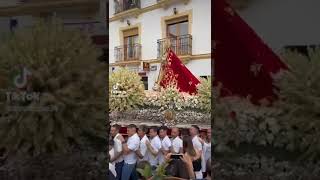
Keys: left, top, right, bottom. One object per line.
{"left": 152, "top": 38, "right": 171, "bottom": 91}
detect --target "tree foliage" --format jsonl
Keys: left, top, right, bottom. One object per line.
{"left": 0, "top": 18, "right": 107, "bottom": 156}
{"left": 273, "top": 48, "right": 320, "bottom": 160}
{"left": 214, "top": 48, "right": 320, "bottom": 161}
{"left": 197, "top": 77, "right": 211, "bottom": 113}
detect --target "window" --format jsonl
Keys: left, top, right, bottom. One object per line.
{"left": 165, "top": 16, "right": 191, "bottom": 56}
{"left": 166, "top": 16, "right": 189, "bottom": 38}
{"left": 123, "top": 28, "right": 139, "bottom": 60}
{"left": 141, "top": 76, "right": 148, "bottom": 90}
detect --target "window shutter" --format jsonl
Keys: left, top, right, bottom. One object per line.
{"left": 123, "top": 28, "right": 139, "bottom": 37}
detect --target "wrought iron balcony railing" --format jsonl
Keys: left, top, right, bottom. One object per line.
{"left": 114, "top": 0, "right": 140, "bottom": 14}
{"left": 114, "top": 43, "right": 141, "bottom": 62}
{"left": 157, "top": 34, "right": 192, "bottom": 58}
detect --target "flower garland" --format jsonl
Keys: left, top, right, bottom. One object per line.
{"left": 144, "top": 90, "right": 201, "bottom": 111}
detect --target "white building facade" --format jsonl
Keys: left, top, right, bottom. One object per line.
{"left": 109, "top": 0, "right": 211, "bottom": 90}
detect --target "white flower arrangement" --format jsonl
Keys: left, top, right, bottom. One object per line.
{"left": 143, "top": 86, "right": 208, "bottom": 112}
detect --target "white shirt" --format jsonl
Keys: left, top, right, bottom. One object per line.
{"left": 113, "top": 133, "right": 123, "bottom": 163}
{"left": 109, "top": 162, "right": 117, "bottom": 177}
{"left": 171, "top": 136, "right": 183, "bottom": 154}
{"left": 204, "top": 141, "right": 211, "bottom": 162}
{"left": 109, "top": 148, "right": 115, "bottom": 165}
{"left": 159, "top": 136, "right": 172, "bottom": 164}
{"left": 192, "top": 136, "right": 203, "bottom": 151}
{"left": 139, "top": 135, "right": 149, "bottom": 162}
{"left": 147, "top": 135, "right": 161, "bottom": 166}
{"left": 123, "top": 133, "right": 140, "bottom": 164}
{"left": 202, "top": 141, "right": 211, "bottom": 173}
{"left": 192, "top": 136, "right": 205, "bottom": 176}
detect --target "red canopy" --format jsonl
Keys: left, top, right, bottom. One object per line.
{"left": 213, "top": 0, "right": 287, "bottom": 103}
{"left": 160, "top": 50, "right": 200, "bottom": 94}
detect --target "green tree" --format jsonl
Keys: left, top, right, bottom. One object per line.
{"left": 197, "top": 77, "right": 211, "bottom": 113}
{"left": 0, "top": 18, "right": 107, "bottom": 156}
{"left": 273, "top": 48, "right": 320, "bottom": 160}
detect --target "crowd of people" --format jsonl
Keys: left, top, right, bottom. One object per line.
{"left": 108, "top": 124, "right": 212, "bottom": 180}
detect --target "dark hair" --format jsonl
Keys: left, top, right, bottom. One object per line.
{"left": 182, "top": 136, "right": 196, "bottom": 157}
{"left": 128, "top": 124, "right": 137, "bottom": 129}
{"left": 166, "top": 159, "right": 190, "bottom": 179}
{"left": 149, "top": 126, "right": 158, "bottom": 134}
{"left": 112, "top": 124, "right": 121, "bottom": 131}
{"left": 181, "top": 128, "right": 189, "bottom": 136}
{"left": 191, "top": 125, "right": 200, "bottom": 133}
{"left": 159, "top": 126, "right": 168, "bottom": 131}
{"left": 138, "top": 125, "right": 149, "bottom": 134}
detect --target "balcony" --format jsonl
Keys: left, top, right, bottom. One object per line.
{"left": 114, "top": 43, "right": 141, "bottom": 63}
{"left": 157, "top": 34, "right": 192, "bottom": 58}
{"left": 114, "top": 0, "right": 140, "bottom": 14}
{"left": 156, "top": 0, "right": 190, "bottom": 8}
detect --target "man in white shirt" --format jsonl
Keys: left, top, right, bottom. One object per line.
{"left": 190, "top": 125, "right": 204, "bottom": 179}
{"left": 146, "top": 126, "right": 161, "bottom": 170}
{"left": 158, "top": 126, "right": 172, "bottom": 165}
{"left": 109, "top": 139, "right": 117, "bottom": 179}
{"left": 120, "top": 124, "right": 140, "bottom": 180}
{"left": 135, "top": 125, "right": 149, "bottom": 162}
{"left": 110, "top": 124, "right": 124, "bottom": 180}
{"left": 170, "top": 127, "right": 183, "bottom": 154}
{"left": 108, "top": 162, "right": 117, "bottom": 180}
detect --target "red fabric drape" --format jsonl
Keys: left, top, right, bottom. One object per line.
{"left": 160, "top": 50, "right": 200, "bottom": 94}
{"left": 213, "top": 0, "right": 288, "bottom": 103}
